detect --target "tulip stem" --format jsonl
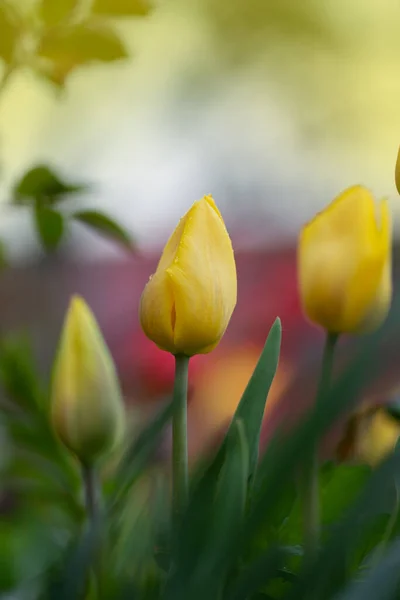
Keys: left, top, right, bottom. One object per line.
{"left": 82, "top": 463, "right": 99, "bottom": 525}
{"left": 302, "top": 332, "right": 338, "bottom": 562}
{"left": 172, "top": 354, "right": 190, "bottom": 523}
{"left": 81, "top": 463, "right": 103, "bottom": 598}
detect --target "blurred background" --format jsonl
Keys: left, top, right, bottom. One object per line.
{"left": 1, "top": 0, "right": 400, "bottom": 459}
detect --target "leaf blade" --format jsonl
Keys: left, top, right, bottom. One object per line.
{"left": 14, "top": 164, "right": 86, "bottom": 205}
{"left": 38, "top": 23, "right": 128, "bottom": 66}
{"left": 91, "top": 0, "right": 151, "bottom": 16}
{"left": 73, "top": 210, "right": 134, "bottom": 250}
{"left": 35, "top": 205, "right": 64, "bottom": 251}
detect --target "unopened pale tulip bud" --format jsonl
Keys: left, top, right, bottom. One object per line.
{"left": 51, "top": 296, "right": 125, "bottom": 464}
{"left": 298, "top": 185, "right": 392, "bottom": 334}
{"left": 140, "top": 195, "right": 237, "bottom": 356}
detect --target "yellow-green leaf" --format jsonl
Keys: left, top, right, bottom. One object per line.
{"left": 38, "top": 23, "right": 128, "bottom": 68}
{"left": 91, "top": 0, "right": 151, "bottom": 17}
{"left": 39, "top": 0, "right": 79, "bottom": 26}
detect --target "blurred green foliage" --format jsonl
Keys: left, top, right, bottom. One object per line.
{"left": 10, "top": 164, "right": 136, "bottom": 252}
{"left": 0, "top": 315, "right": 399, "bottom": 598}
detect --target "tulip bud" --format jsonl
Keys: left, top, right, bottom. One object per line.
{"left": 298, "top": 185, "right": 392, "bottom": 334}
{"left": 140, "top": 195, "right": 237, "bottom": 356}
{"left": 51, "top": 296, "right": 125, "bottom": 464}
{"left": 337, "top": 406, "right": 400, "bottom": 466}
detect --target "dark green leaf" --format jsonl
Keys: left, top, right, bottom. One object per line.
{"left": 165, "top": 420, "right": 250, "bottom": 600}
{"left": 91, "top": 0, "right": 151, "bottom": 16}
{"left": 13, "top": 165, "right": 86, "bottom": 204}
{"left": 335, "top": 538, "right": 400, "bottom": 600}
{"left": 0, "top": 335, "right": 45, "bottom": 412}
{"left": 35, "top": 205, "right": 64, "bottom": 251}
{"left": 45, "top": 521, "right": 101, "bottom": 600}
{"left": 108, "top": 400, "right": 173, "bottom": 511}
{"left": 285, "top": 451, "right": 400, "bottom": 600}
{"left": 73, "top": 210, "right": 134, "bottom": 251}
{"left": 279, "top": 465, "right": 371, "bottom": 545}
{"left": 227, "top": 546, "right": 298, "bottom": 600}
{"left": 321, "top": 464, "right": 371, "bottom": 527}
{"left": 0, "top": 2, "right": 20, "bottom": 63}
{"left": 38, "top": 23, "right": 128, "bottom": 66}
{"left": 39, "top": 0, "right": 79, "bottom": 26}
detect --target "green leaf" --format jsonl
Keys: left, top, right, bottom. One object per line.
{"left": 39, "top": 0, "right": 79, "bottom": 26}
{"left": 214, "top": 419, "right": 249, "bottom": 538}
{"left": 73, "top": 210, "right": 134, "bottom": 251}
{"left": 279, "top": 465, "right": 371, "bottom": 545}
{"left": 335, "top": 538, "right": 400, "bottom": 600}
{"left": 0, "top": 335, "right": 45, "bottom": 412}
{"left": 45, "top": 522, "right": 101, "bottom": 600}
{"left": 38, "top": 23, "right": 128, "bottom": 66}
{"left": 108, "top": 400, "right": 173, "bottom": 512}
{"left": 0, "top": 2, "right": 20, "bottom": 64}
{"left": 91, "top": 0, "right": 151, "bottom": 16}
{"left": 321, "top": 464, "right": 371, "bottom": 527}
{"left": 13, "top": 165, "right": 86, "bottom": 205}
{"left": 227, "top": 546, "right": 299, "bottom": 600}
{"left": 35, "top": 205, "right": 64, "bottom": 251}
{"left": 227, "top": 317, "right": 281, "bottom": 487}
{"left": 239, "top": 324, "right": 390, "bottom": 563}
{"left": 286, "top": 450, "right": 400, "bottom": 600}
{"left": 165, "top": 420, "right": 250, "bottom": 600}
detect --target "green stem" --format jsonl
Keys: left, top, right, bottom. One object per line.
{"left": 82, "top": 463, "right": 99, "bottom": 525}
{"left": 172, "top": 354, "right": 190, "bottom": 523}
{"left": 303, "top": 332, "right": 338, "bottom": 561}
{"left": 81, "top": 463, "right": 102, "bottom": 598}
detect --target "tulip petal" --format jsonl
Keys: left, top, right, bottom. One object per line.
{"left": 139, "top": 271, "right": 175, "bottom": 353}
{"left": 167, "top": 195, "right": 237, "bottom": 355}
{"left": 354, "top": 199, "right": 392, "bottom": 332}
{"left": 139, "top": 195, "right": 237, "bottom": 355}
{"left": 298, "top": 186, "right": 391, "bottom": 333}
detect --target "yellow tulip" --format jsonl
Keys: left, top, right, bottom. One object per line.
{"left": 337, "top": 406, "right": 400, "bottom": 467}
{"left": 140, "top": 195, "right": 237, "bottom": 356}
{"left": 356, "top": 409, "right": 400, "bottom": 466}
{"left": 51, "top": 296, "right": 125, "bottom": 464}
{"left": 298, "top": 185, "right": 392, "bottom": 334}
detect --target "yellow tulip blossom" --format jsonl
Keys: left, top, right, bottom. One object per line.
{"left": 298, "top": 185, "right": 392, "bottom": 334}
{"left": 140, "top": 195, "right": 237, "bottom": 356}
{"left": 337, "top": 405, "right": 400, "bottom": 467}
{"left": 51, "top": 296, "right": 125, "bottom": 464}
